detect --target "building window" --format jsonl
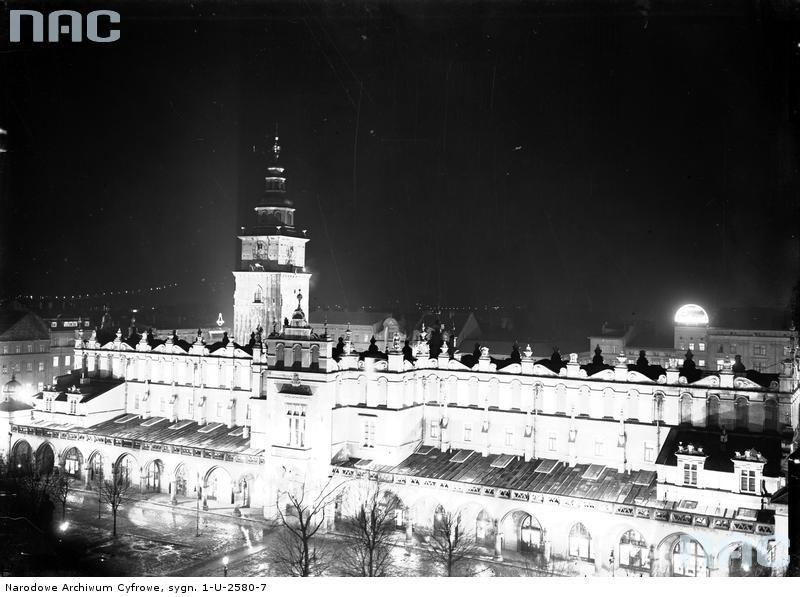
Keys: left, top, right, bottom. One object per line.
{"left": 69, "top": 400, "right": 76, "bottom": 415}
{"left": 698, "top": 359, "right": 705, "bottom": 367}
{"left": 188, "top": 398, "right": 195, "bottom": 419}
{"left": 246, "top": 404, "right": 252, "bottom": 422}
{"left": 463, "top": 423, "right": 472, "bottom": 442}
{"left": 287, "top": 402, "right": 307, "bottom": 447}
{"left": 14, "top": 363, "right": 20, "bottom": 372}
{"left": 38, "top": 362, "right": 44, "bottom": 372}
{"left": 568, "top": 523, "right": 593, "bottom": 561}
{"left": 362, "top": 418, "right": 375, "bottom": 448}
{"left": 27, "top": 344, "right": 32, "bottom": 353}
{"left": 679, "top": 343, "right": 686, "bottom": 350}
{"left": 65, "top": 355, "right": 71, "bottom": 367}
{"left": 594, "top": 440, "right": 604, "bottom": 456}
{"left": 2, "top": 345, "right": 6, "bottom": 354}
{"left": 753, "top": 344, "right": 766, "bottom": 357}
{"left": 688, "top": 343, "right": 695, "bottom": 351}
{"left": 505, "top": 428, "right": 514, "bottom": 448}
{"left": 160, "top": 396, "right": 166, "bottom": 414}
{"left": 698, "top": 343, "right": 705, "bottom": 351}
{"left": 45, "top": 396, "right": 52, "bottom": 411}
{"left": 1, "top": 365, "right": 5, "bottom": 375}
{"left": 134, "top": 395, "right": 140, "bottom": 410}
{"left": 15, "top": 345, "right": 20, "bottom": 354}
{"left": 430, "top": 420, "right": 439, "bottom": 439}
{"left": 40, "top": 344, "right": 46, "bottom": 352}
{"left": 547, "top": 434, "right": 557, "bottom": 452}
{"left": 752, "top": 362, "right": 763, "bottom": 373}
{"left": 644, "top": 444, "right": 654, "bottom": 463}
{"left": 52, "top": 356, "right": 59, "bottom": 367}
{"left": 740, "top": 470, "right": 756, "bottom": 493}
{"left": 683, "top": 463, "right": 698, "bottom": 486}
{"left": 216, "top": 401, "right": 223, "bottom": 419}
{"left": 26, "top": 362, "right": 33, "bottom": 372}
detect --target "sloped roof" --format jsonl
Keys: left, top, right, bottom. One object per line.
{"left": 0, "top": 311, "right": 50, "bottom": 341}
{"left": 335, "top": 447, "right": 657, "bottom": 506}
{"left": 656, "top": 427, "right": 783, "bottom": 477}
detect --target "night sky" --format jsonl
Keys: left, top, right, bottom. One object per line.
{"left": 1, "top": 1, "right": 799, "bottom": 341}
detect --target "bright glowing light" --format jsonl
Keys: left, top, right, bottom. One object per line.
{"left": 59, "top": 521, "right": 69, "bottom": 532}
{"left": 222, "top": 556, "right": 229, "bottom": 566}
{"left": 674, "top": 304, "right": 709, "bottom": 326}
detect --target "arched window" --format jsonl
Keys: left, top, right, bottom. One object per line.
{"left": 735, "top": 396, "right": 749, "bottom": 430}
{"left": 468, "top": 377, "right": 479, "bottom": 407}
{"left": 520, "top": 515, "right": 542, "bottom": 553}
{"left": 292, "top": 344, "right": 302, "bottom": 369}
{"left": 578, "top": 386, "right": 591, "bottom": 416}
{"left": 680, "top": 394, "right": 693, "bottom": 425}
{"left": 568, "top": 523, "right": 593, "bottom": 561}
{"left": 310, "top": 345, "right": 320, "bottom": 369}
{"left": 62, "top": 447, "right": 83, "bottom": 479}
{"left": 510, "top": 379, "right": 521, "bottom": 410}
{"left": 671, "top": 536, "right": 707, "bottom": 577}
{"left": 764, "top": 399, "right": 778, "bottom": 432}
{"left": 653, "top": 393, "right": 664, "bottom": 422}
{"left": 253, "top": 286, "right": 263, "bottom": 303}
{"left": 377, "top": 377, "right": 388, "bottom": 407}
{"left": 619, "top": 530, "right": 651, "bottom": 572}
{"left": 707, "top": 395, "right": 720, "bottom": 428}
{"left": 626, "top": 390, "right": 639, "bottom": 420}
{"left": 275, "top": 344, "right": 285, "bottom": 369}
{"left": 603, "top": 388, "right": 615, "bottom": 419}
{"left": 488, "top": 378, "right": 499, "bottom": 408}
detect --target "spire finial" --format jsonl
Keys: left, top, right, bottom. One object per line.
{"left": 272, "top": 126, "right": 281, "bottom": 164}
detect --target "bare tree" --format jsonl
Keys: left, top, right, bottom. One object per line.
{"left": 269, "top": 479, "right": 343, "bottom": 577}
{"left": 339, "top": 483, "right": 400, "bottom": 576}
{"left": 428, "top": 509, "right": 478, "bottom": 576}
{"left": 101, "top": 467, "right": 132, "bottom": 536}
{"left": 48, "top": 471, "right": 72, "bottom": 521}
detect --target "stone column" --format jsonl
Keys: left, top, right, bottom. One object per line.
{"left": 83, "top": 463, "right": 92, "bottom": 489}
{"left": 202, "top": 482, "right": 209, "bottom": 511}
{"left": 170, "top": 475, "right": 178, "bottom": 505}
{"left": 405, "top": 510, "right": 413, "bottom": 542}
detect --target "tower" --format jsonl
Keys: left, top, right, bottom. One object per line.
{"left": 233, "top": 135, "right": 311, "bottom": 344}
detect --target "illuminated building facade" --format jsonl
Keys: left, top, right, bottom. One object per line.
{"left": 6, "top": 140, "right": 799, "bottom": 576}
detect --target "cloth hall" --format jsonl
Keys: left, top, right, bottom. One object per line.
{"left": 3, "top": 137, "right": 798, "bottom": 577}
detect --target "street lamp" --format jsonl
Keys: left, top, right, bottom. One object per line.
{"left": 59, "top": 521, "right": 70, "bottom": 533}
{"left": 609, "top": 549, "right": 615, "bottom": 577}
{"left": 222, "top": 556, "right": 229, "bottom": 577}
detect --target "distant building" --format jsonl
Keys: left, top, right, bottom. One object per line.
{"left": 588, "top": 304, "right": 793, "bottom": 374}
{"left": 0, "top": 310, "right": 54, "bottom": 399}
{"left": 43, "top": 315, "right": 94, "bottom": 379}
{"left": 309, "top": 310, "right": 404, "bottom": 353}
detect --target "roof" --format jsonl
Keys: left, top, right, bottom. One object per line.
{"left": 335, "top": 447, "right": 657, "bottom": 506}
{"left": 24, "top": 415, "right": 262, "bottom": 456}
{"left": 656, "top": 427, "right": 784, "bottom": 477}
{"left": 44, "top": 372, "right": 125, "bottom": 403}
{"left": 0, "top": 310, "right": 50, "bottom": 341}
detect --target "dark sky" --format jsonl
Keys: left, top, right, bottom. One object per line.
{"left": 1, "top": 0, "right": 799, "bottom": 339}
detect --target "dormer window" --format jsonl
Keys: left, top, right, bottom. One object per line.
{"left": 254, "top": 286, "right": 263, "bottom": 303}
{"left": 739, "top": 470, "right": 756, "bottom": 493}
{"left": 69, "top": 399, "right": 77, "bottom": 415}
{"left": 683, "top": 463, "right": 698, "bottom": 486}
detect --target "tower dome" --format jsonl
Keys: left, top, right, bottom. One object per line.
{"left": 2, "top": 373, "right": 21, "bottom": 401}
{"left": 674, "top": 304, "right": 709, "bottom": 326}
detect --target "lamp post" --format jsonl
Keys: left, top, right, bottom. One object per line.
{"left": 195, "top": 477, "right": 201, "bottom": 537}
{"left": 222, "top": 556, "right": 229, "bottom": 577}
{"left": 609, "top": 549, "right": 615, "bottom": 577}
